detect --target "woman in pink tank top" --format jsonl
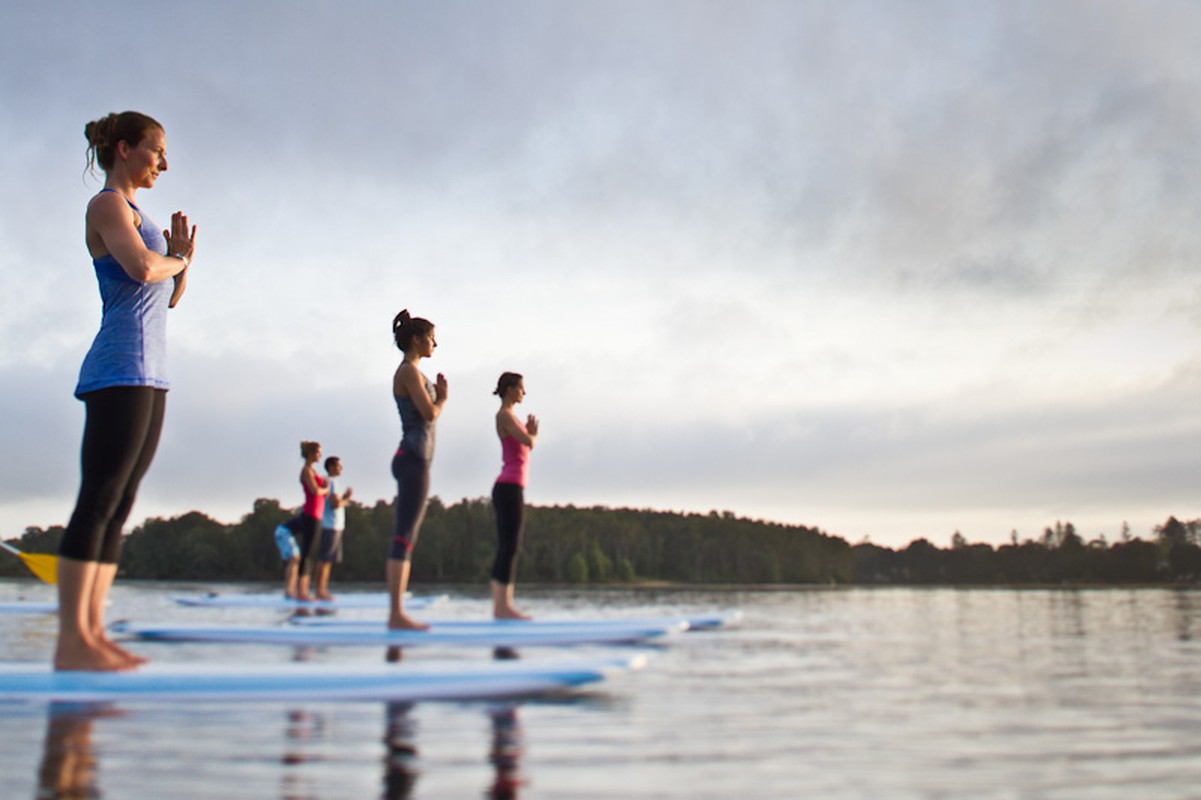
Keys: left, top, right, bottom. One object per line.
{"left": 491, "top": 372, "right": 538, "bottom": 619}
{"left": 295, "top": 440, "right": 329, "bottom": 600}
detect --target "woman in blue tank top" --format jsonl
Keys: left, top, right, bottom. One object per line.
{"left": 388, "top": 309, "right": 448, "bottom": 632}
{"left": 55, "top": 111, "right": 198, "bottom": 672}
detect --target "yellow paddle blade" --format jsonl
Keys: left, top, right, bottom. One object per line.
{"left": 18, "top": 552, "right": 59, "bottom": 585}
{"left": 0, "top": 542, "right": 58, "bottom": 585}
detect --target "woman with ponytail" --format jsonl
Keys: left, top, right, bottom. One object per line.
{"left": 293, "top": 440, "right": 329, "bottom": 600}
{"left": 388, "top": 309, "right": 447, "bottom": 630}
{"left": 490, "top": 372, "right": 538, "bottom": 619}
{"left": 57, "top": 111, "right": 198, "bottom": 671}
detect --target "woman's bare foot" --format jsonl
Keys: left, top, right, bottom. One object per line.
{"left": 54, "top": 637, "right": 133, "bottom": 672}
{"left": 494, "top": 607, "right": 532, "bottom": 621}
{"left": 388, "top": 614, "right": 429, "bottom": 631}
{"left": 315, "top": 592, "right": 334, "bottom": 601}
{"left": 96, "top": 635, "right": 148, "bottom": 667}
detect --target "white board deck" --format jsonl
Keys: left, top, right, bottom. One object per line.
{"left": 170, "top": 592, "right": 447, "bottom": 610}
{"left": 0, "top": 655, "right": 645, "bottom": 703}
{"left": 112, "top": 619, "right": 686, "bottom": 648}
{"left": 290, "top": 611, "right": 742, "bottom": 632}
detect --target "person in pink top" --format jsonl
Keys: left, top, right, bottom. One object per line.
{"left": 295, "top": 440, "right": 329, "bottom": 600}
{"left": 490, "top": 372, "right": 538, "bottom": 619}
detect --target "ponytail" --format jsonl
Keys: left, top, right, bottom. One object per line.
{"left": 392, "top": 308, "right": 434, "bottom": 352}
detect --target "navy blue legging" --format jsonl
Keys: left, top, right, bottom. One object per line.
{"left": 60, "top": 386, "right": 166, "bottom": 564}
{"left": 491, "top": 482, "right": 525, "bottom": 584}
{"left": 390, "top": 450, "right": 429, "bottom": 561}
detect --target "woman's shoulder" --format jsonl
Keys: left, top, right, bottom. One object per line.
{"left": 86, "top": 189, "right": 119, "bottom": 215}
{"left": 394, "top": 361, "right": 417, "bottom": 396}
{"left": 87, "top": 189, "right": 137, "bottom": 225}
{"left": 496, "top": 407, "right": 522, "bottom": 433}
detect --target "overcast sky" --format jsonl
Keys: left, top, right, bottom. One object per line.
{"left": 1, "top": 1, "right": 1197, "bottom": 550}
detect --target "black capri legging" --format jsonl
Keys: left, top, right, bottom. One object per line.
{"left": 296, "top": 514, "right": 322, "bottom": 577}
{"left": 491, "top": 481, "right": 525, "bottom": 584}
{"left": 390, "top": 450, "right": 430, "bottom": 561}
{"left": 60, "top": 386, "right": 167, "bottom": 564}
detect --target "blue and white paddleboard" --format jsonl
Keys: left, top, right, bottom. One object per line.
{"left": 289, "top": 611, "right": 742, "bottom": 632}
{"left": 112, "top": 619, "right": 686, "bottom": 648}
{"left": 170, "top": 592, "right": 447, "bottom": 610}
{"left": 0, "top": 601, "right": 57, "bottom": 614}
{"left": 0, "top": 655, "right": 646, "bottom": 703}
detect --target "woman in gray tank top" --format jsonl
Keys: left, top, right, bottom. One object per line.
{"left": 388, "top": 309, "right": 448, "bottom": 633}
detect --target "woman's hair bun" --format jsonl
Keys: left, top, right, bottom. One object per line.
{"left": 83, "top": 111, "right": 161, "bottom": 175}
{"left": 494, "top": 371, "right": 523, "bottom": 397}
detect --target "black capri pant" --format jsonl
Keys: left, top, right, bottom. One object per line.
{"left": 296, "top": 514, "right": 322, "bottom": 577}
{"left": 60, "top": 386, "right": 166, "bottom": 564}
{"left": 390, "top": 450, "right": 430, "bottom": 561}
{"left": 491, "top": 481, "right": 525, "bottom": 584}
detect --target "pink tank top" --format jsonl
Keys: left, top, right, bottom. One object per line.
{"left": 302, "top": 472, "right": 327, "bottom": 519}
{"left": 497, "top": 422, "right": 530, "bottom": 487}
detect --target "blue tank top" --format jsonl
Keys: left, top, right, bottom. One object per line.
{"left": 395, "top": 371, "right": 436, "bottom": 461}
{"left": 75, "top": 190, "right": 172, "bottom": 397}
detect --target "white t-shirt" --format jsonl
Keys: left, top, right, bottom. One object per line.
{"left": 322, "top": 479, "right": 346, "bottom": 530}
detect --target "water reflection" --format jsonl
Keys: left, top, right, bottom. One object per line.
{"left": 1172, "top": 589, "right": 1196, "bottom": 641}
{"left": 36, "top": 702, "right": 117, "bottom": 799}
{"left": 381, "top": 702, "right": 419, "bottom": 799}
{"left": 379, "top": 701, "right": 528, "bottom": 799}
{"left": 282, "top": 708, "right": 327, "bottom": 763}
{"left": 32, "top": 663, "right": 547, "bottom": 800}
{"left": 17, "top": 586, "right": 1201, "bottom": 799}
{"left": 281, "top": 708, "right": 327, "bottom": 799}
{"left": 487, "top": 706, "right": 525, "bottom": 799}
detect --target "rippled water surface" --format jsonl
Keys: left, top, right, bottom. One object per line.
{"left": 3, "top": 580, "right": 1201, "bottom": 798}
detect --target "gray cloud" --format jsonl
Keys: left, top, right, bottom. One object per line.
{"left": 1, "top": 1, "right": 1198, "bottom": 546}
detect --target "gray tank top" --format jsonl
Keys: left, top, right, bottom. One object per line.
{"left": 395, "top": 371, "right": 436, "bottom": 460}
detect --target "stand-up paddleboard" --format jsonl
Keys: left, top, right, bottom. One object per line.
{"left": 171, "top": 592, "right": 448, "bottom": 610}
{"left": 290, "top": 610, "right": 742, "bottom": 632}
{"left": 0, "top": 601, "right": 57, "bottom": 614}
{"left": 673, "top": 610, "right": 742, "bottom": 630}
{"left": 112, "top": 619, "right": 686, "bottom": 648}
{"left": 0, "top": 654, "right": 646, "bottom": 703}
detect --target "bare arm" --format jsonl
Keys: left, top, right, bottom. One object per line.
{"left": 86, "top": 192, "right": 197, "bottom": 284}
{"left": 497, "top": 408, "right": 538, "bottom": 448}
{"left": 301, "top": 465, "right": 329, "bottom": 497}
{"left": 394, "top": 363, "right": 448, "bottom": 422}
{"left": 168, "top": 266, "right": 188, "bottom": 308}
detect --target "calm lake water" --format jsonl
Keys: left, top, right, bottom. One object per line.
{"left": 2, "top": 579, "right": 1201, "bottom": 798}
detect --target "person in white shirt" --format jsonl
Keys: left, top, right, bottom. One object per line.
{"left": 315, "top": 456, "right": 352, "bottom": 601}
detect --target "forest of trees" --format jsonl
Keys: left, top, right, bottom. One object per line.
{"left": 2, "top": 497, "right": 1199, "bottom": 587}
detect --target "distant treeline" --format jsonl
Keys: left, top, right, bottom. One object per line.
{"left": 854, "top": 519, "right": 1201, "bottom": 585}
{"left": 3, "top": 499, "right": 1199, "bottom": 586}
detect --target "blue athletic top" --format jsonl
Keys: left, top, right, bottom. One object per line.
{"left": 395, "top": 372, "right": 436, "bottom": 461}
{"left": 75, "top": 190, "right": 172, "bottom": 397}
